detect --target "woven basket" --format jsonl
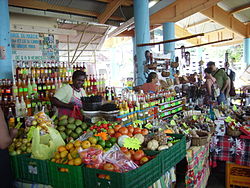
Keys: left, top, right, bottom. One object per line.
{"left": 209, "top": 126, "right": 215, "bottom": 135}
{"left": 191, "top": 131, "right": 209, "bottom": 146}
{"left": 227, "top": 127, "right": 241, "bottom": 137}
{"left": 186, "top": 139, "right": 191, "bottom": 150}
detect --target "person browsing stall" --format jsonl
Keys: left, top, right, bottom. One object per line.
{"left": 203, "top": 68, "right": 217, "bottom": 105}
{"left": 207, "top": 61, "right": 230, "bottom": 104}
{"left": 51, "top": 70, "right": 86, "bottom": 117}
{"left": 140, "top": 72, "right": 159, "bottom": 93}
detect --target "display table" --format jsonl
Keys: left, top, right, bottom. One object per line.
{"left": 185, "top": 143, "right": 210, "bottom": 188}
{"left": 210, "top": 136, "right": 250, "bottom": 167}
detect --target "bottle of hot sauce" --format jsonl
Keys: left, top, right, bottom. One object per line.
{"left": 22, "top": 79, "right": 28, "bottom": 97}
{"left": 17, "top": 79, "right": 23, "bottom": 97}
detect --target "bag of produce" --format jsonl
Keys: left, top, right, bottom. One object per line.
{"left": 31, "top": 125, "right": 65, "bottom": 160}
{"left": 71, "top": 106, "right": 83, "bottom": 120}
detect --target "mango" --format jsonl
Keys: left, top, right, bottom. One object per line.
{"left": 59, "top": 115, "right": 68, "bottom": 121}
{"left": 67, "top": 124, "right": 76, "bottom": 130}
{"left": 75, "top": 119, "right": 82, "bottom": 126}
{"left": 68, "top": 117, "right": 75, "bottom": 124}
{"left": 59, "top": 119, "right": 68, "bottom": 126}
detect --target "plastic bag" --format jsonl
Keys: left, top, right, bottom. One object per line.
{"left": 31, "top": 125, "right": 65, "bottom": 160}
{"left": 103, "top": 144, "right": 138, "bottom": 172}
{"left": 78, "top": 147, "right": 104, "bottom": 168}
{"left": 71, "top": 106, "right": 83, "bottom": 120}
{"left": 26, "top": 109, "right": 54, "bottom": 127}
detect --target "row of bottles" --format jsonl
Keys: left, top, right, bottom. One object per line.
{"left": 15, "top": 61, "right": 86, "bottom": 80}
{"left": 1, "top": 77, "right": 73, "bottom": 99}
{"left": 84, "top": 74, "right": 106, "bottom": 96}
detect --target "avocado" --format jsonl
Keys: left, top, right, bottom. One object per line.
{"left": 75, "top": 119, "right": 82, "bottom": 126}
{"left": 68, "top": 117, "right": 75, "bottom": 124}
{"left": 65, "top": 129, "right": 72, "bottom": 136}
{"left": 59, "top": 119, "right": 68, "bottom": 126}
{"left": 81, "top": 123, "right": 88, "bottom": 130}
{"left": 70, "top": 132, "right": 78, "bottom": 139}
{"left": 67, "top": 123, "right": 76, "bottom": 130}
{"left": 60, "top": 132, "right": 67, "bottom": 140}
{"left": 58, "top": 125, "right": 66, "bottom": 132}
{"left": 75, "top": 127, "right": 83, "bottom": 135}
{"left": 59, "top": 115, "right": 68, "bottom": 121}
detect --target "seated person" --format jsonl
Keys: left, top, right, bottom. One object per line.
{"left": 140, "top": 72, "right": 159, "bottom": 93}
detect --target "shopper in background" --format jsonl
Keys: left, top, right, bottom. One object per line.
{"left": 207, "top": 61, "right": 230, "bottom": 104}
{"left": 203, "top": 68, "right": 217, "bottom": 105}
{"left": 51, "top": 70, "right": 86, "bottom": 117}
{"left": 140, "top": 72, "right": 159, "bottom": 93}
{"left": 0, "top": 107, "right": 18, "bottom": 188}
{"left": 224, "top": 62, "right": 236, "bottom": 98}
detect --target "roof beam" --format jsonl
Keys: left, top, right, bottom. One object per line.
{"left": 150, "top": 0, "right": 221, "bottom": 24}
{"left": 201, "top": 5, "right": 247, "bottom": 37}
{"left": 175, "top": 25, "right": 201, "bottom": 45}
{"left": 98, "top": 0, "right": 123, "bottom": 24}
{"left": 97, "top": 0, "right": 132, "bottom": 6}
{"left": 211, "top": 39, "right": 243, "bottom": 47}
{"left": 9, "top": 0, "right": 125, "bottom": 22}
{"left": 186, "top": 18, "right": 211, "bottom": 29}
{"left": 229, "top": 3, "right": 250, "bottom": 14}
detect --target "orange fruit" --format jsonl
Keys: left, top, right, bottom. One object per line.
{"left": 74, "top": 158, "right": 82, "bottom": 166}
{"left": 58, "top": 146, "right": 67, "bottom": 153}
{"left": 55, "top": 159, "right": 61, "bottom": 164}
{"left": 54, "top": 152, "right": 61, "bottom": 159}
{"left": 69, "top": 147, "right": 75, "bottom": 153}
{"left": 51, "top": 158, "right": 56, "bottom": 162}
{"left": 67, "top": 153, "right": 73, "bottom": 160}
{"left": 60, "top": 150, "right": 68, "bottom": 158}
{"left": 74, "top": 140, "right": 81, "bottom": 147}
{"left": 66, "top": 143, "right": 74, "bottom": 150}
{"left": 64, "top": 168, "right": 69, "bottom": 172}
{"left": 81, "top": 140, "right": 91, "bottom": 149}
{"left": 68, "top": 160, "right": 74, "bottom": 165}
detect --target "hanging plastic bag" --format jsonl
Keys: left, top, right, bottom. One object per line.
{"left": 31, "top": 125, "right": 65, "bottom": 160}
{"left": 71, "top": 105, "right": 83, "bottom": 120}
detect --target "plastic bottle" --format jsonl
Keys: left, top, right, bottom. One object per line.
{"left": 20, "top": 96, "right": 27, "bottom": 117}
{"left": 15, "top": 97, "right": 21, "bottom": 117}
{"left": 12, "top": 79, "right": 18, "bottom": 99}
{"left": 7, "top": 107, "right": 15, "bottom": 128}
{"left": 27, "top": 78, "right": 33, "bottom": 97}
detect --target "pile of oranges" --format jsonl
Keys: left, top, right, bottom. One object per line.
{"left": 51, "top": 140, "right": 84, "bottom": 168}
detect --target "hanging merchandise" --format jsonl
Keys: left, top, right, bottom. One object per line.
{"left": 185, "top": 52, "right": 191, "bottom": 66}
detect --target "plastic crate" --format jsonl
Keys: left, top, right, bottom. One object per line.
{"left": 83, "top": 155, "right": 162, "bottom": 188}
{"left": 226, "top": 162, "right": 250, "bottom": 188}
{"left": 18, "top": 154, "right": 50, "bottom": 185}
{"left": 10, "top": 155, "right": 21, "bottom": 180}
{"left": 159, "top": 134, "right": 186, "bottom": 173}
{"left": 48, "top": 162, "right": 85, "bottom": 188}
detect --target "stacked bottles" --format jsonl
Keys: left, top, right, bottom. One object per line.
{"left": 15, "top": 61, "right": 86, "bottom": 80}
{"left": 84, "top": 74, "right": 106, "bottom": 96}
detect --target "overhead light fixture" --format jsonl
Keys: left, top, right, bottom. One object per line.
{"left": 149, "top": 0, "right": 159, "bottom": 8}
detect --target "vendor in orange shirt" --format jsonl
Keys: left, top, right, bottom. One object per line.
{"left": 140, "top": 72, "right": 159, "bottom": 93}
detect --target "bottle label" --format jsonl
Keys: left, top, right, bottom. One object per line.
{"left": 33, "top": 88, "right": 38, "bottom": 92}
{"left": 23, "top": 88, "right": 28, "bottom": 92}
{"left": 42, "top": 101, "right": 46, "bottom": 105}
{"left": 47, "top": 101, "right": 51, "bottom": 105}
{"left": 14, "top": 89, "right": 18, "bottom": 94}
{"left": 47, "top": 85, "right": 51, "bottom": 90}
{"left": 1, "top": 90, "right": 4, "bottom": 94}
{"left": 9, "top": 117, "right": 15, "bottom": 123}
{"left": 52, "top": 85, "right": 56, "bottom": 89}
{"left": 27, "top": 104, "right": 32, "bottom": 108}
{"left": 43, "top": 86, "right": 47, "bottom": 90}
{"left": 6, "top": 89, "right": 11, "bottom": 94}
{"left": 19, "top": 88, "right": 23, "bottom": 92}
{"left": 48, "top": 70, "right": 52, "bottom": 73}
{"left": 38, "top": 86, "right": 42, "bottom": 91}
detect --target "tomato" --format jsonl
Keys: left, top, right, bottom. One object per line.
{"left": 133, "top": 150, "right": 145, "bottom": 161}
{"left": 107, "top": 128, "right": 115, "bottom": 135}
{"left": 120, "top": 147, "right": 128, "bottom": 153}
{"left": 129, "top": 150, "right": 135, "bottom": 155}
{"left": 114, "top": 125, "right": 122, "bottom": 132}
{"left": 103, "top": 163, "right": 115, "bottom": 171}
{"left": 124, "top": 151, "right": 132, "bottom": 160}
{"left": 141, "top": 129, "right": 149, "bottom": 136}
{"left": 114, "top": 132, "right": 122, "bottom": 138}
{"left": 98, "top": 174, "right": 106, "bottom": 179}
{"left": 127, "top": 132, "right": 133, "bottom": 137}
{"left": 119, "top": 127, "right": 128, "bottom": 135}
{"left": 133, "top": 128, "right": 141, "bottom": 135}
{"left": 127, "top": 126, "right": 134, "bottom": 133}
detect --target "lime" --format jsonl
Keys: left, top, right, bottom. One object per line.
{"left": 109, "top": 137, "right": 117, "bottom": 144}
{"left": 105, "top": 141, "right": 112, "bottom": 148}
{"left": 98, "top": 140, "right": 106, "bottom": 148}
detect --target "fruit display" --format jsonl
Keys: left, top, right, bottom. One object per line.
{"left": 26, "top": 111, "right": 54, "bottom": 127}
{"left": 8, "top": 127, "right": 32, "bottom": 155}
{"left": 55, "top": 115, "right": 88, "bottom": 141}
{"left": 51, "top": 140, "right": 84, "bottom": 167}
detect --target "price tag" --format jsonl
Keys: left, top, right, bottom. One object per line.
{"left": 123, "top": 137, "right": 141, "bottom": 150}
{"left": 170, "top": 120, "right": 177, "bottom": 126}
{"left": 145, "top": 123, "right": 153, "bottom": 129}
{"left": 233, "top": 105, "right": 237, "bottom": 111}
{"left": 193, "top": 115, "right": 198, "bottom": 121}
